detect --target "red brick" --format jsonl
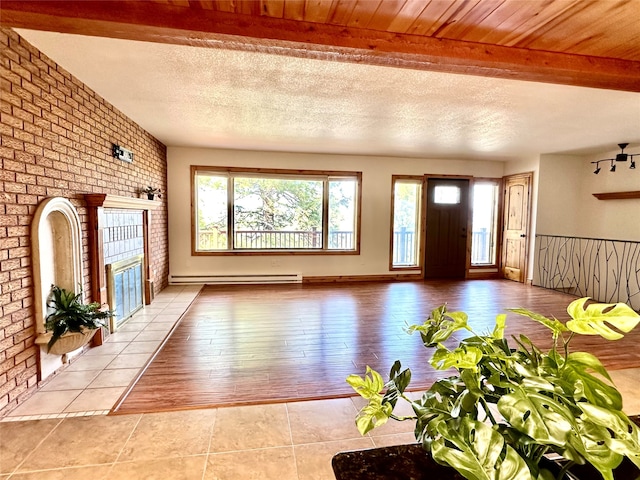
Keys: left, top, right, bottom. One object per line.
{"left": 25, "top": 163, "right": 45, "bottom": 176}
{"left": 1, "top": 90, "right": 22, "bottom": 108}
{"left": 4, "top": 321, "right": 25, "bottom": 337}
{"left": 11, "top": 308, "right": 31, "bottom": 323}
{"left": 0, "top": 215, "right": 18, "bottom": 227}
{"left": 16, "top": 193, "right": 39, "bottom": 205}
{"left": 15, "top": 173, "right": 36, "bottom": 185}
{"left": 3, "top": 182, "right": 26, "bottom": 194}
{"left": 2, "top": 300, "right": 22, "bottom": 315}
{"left": 1, "top": 135, "right": 24, "bottom": 151}
{"left": 13, "top": 129, "right": 35, "bottom": 144}
{"left": 24, "top": 143, "right": 43, "bottom": 156}
{"left": 0, "top": 339, "right": 13, "bottom": 357}
{"left": 0, "top": 237, "right": 19, "bottom": 249}
{"left": 6, "top": 226, "right": 28, "bottom": 237}
{"left": 0, "top": 145, "right": 15, "bottom": 159}
{"left": 14, "top": 365, "right": 37, "bottom": 385}
{"left": 0, "top": 122, "right": 13, "bottom": 137}
{"left": 6, "top": 359, "right": 26, "bottom": 380}
{"left": 22, "top": 80, "right": 42, "bottom": 98}
{"left": 22, "top": 102, "right": 42, "bottom": 118}
{"left": 0, "top": 28, "right": 168, "bottom": 416}
{"left": 7, "top": 379, "right": 27, "bottom": 402}
{"left": 14, "top": 150, "right": 35, "bottom": 164}
{"left": 0, "top": 66, "right": 21, "bottom": 86}
{"left": 12, "top": 107, "right": 34, "bottom": 124}
{"left": 11, "top": 84, "right": 33, "bottom": 103}
{"left": 27, "top": 373, "right": 37, "bottom": 387}
{"left": 0, "top": 169, "right": 15, "bottom": 181}
{"left": 12, "top": 329, "right": 35, "bottom": 345}
{"left": 0, "top": 376, "right": 16, "bottom": 397}
{"left": 9, "top": 246, "right": 29, "bottom": 259}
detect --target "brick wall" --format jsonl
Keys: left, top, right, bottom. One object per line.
{"left": 0, "top": 28, "right": 169, "bottom": 416}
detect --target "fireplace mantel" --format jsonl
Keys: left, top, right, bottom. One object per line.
{"left": 84, "top": 194, "right": 160, "bottom": 210}
{"left": 84, "top": 194, "right": 160, "bottom": 313}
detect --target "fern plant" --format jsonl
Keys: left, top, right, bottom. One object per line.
{"left": 44, "top": 285, "right": 113, "bottom": 352}
{"left": 347, "top": 298, "right": 640, "bottom": 480}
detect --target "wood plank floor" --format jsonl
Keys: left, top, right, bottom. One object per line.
{"left": 112, "top": 280, "right": 640, "bottom": 415}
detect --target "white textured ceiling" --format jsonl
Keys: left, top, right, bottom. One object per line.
{"left": 17, "top": 29, "right": 640, "bottom": 161}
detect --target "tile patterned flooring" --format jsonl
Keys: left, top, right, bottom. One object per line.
{"left": 1, "top": 285, "right": 639, "bottom": 479}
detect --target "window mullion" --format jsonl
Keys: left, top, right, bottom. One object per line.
{"left": 322, "top": 178, "right": 329, "bottom": 250}
{"left": 227, "top": 176, "right": 234, "bottom": 249}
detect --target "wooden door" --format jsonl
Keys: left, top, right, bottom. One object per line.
{"left": 424, "top": 178, "right": 469, "bottom": 278}
{"left": 501, "top": 173, "right": 532, "bottom": 282}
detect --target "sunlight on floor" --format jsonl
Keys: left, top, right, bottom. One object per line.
{"left": 1, "top": 284, "right": 639, "bottom": 479}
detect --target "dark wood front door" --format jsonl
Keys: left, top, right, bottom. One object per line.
{"left": 424, "top": 178, "right": 469, "bottom": 279}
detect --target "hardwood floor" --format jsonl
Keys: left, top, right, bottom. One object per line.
{"left": 112, "top": 280, "right": 640, "bottom": 415}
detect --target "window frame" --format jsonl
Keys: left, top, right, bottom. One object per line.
{"left": 191, "top": 165, "right": 362, "bottom": 256}
{"left": 389, "top": 175, "right": 425, "bottom": 271}
{"left": 470, "top": 177, "right": 502, "bottom": 269}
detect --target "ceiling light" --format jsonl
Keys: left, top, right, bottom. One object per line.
{"left": 615, "top": 143, "right": 629, "bottom": 162}
{"left": 591, "top": 143, "right": 638, "bottom": 174}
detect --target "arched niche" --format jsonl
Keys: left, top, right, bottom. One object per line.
{"left": 31, "top": 197, "right": 83, "bottom": 379}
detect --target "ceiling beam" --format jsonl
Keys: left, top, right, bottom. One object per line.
{"left": 2, "top": 0, "right": 639, "bottom": 92}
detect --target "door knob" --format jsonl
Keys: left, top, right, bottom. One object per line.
{"left": 520, "top": 234, "right": 526, "bottom": 238}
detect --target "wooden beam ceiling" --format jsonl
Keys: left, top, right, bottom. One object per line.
{"left": 1, "top": 0, "right": 639, "bottom": 92}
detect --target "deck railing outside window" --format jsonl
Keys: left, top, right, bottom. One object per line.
{"left": 198, "top": 230, "right": 354, "bottom": 250}
{"left": 392, "top": 228, "right": 416, "bottom": 265}
{"left": 471, "top": 228, "right": 491, "bottom": 265}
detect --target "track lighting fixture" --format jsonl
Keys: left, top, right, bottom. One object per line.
{"left": 591, "top": 143, "right": 638, "bottom": 174}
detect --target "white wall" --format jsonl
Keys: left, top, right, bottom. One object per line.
{"left": 537, "top": 148, "right": 640, "bottom": 240}
{"left": 536, "top": 154, "right": 583, "bottom": 236}
{"left": 533, "top": 147, "right": 640, "bottom": 306}
{"left": 167, "top": 147, "right": 507, "bottom": 279}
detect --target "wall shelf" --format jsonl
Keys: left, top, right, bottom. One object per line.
{"left": 84, "top": 193, "right": 160, "bottom": 210}
{"left": 592, "top": 191, "right": 640, "bottom": 200}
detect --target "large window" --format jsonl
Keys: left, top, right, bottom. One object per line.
{"left": 471, "top": 180, "right": 500, "bottom": 266}
{"left": 193, "top": 166, "right": 361, "bottom": 254}
{"left": 390, "top": 176, "right": 423, "bottom": 269}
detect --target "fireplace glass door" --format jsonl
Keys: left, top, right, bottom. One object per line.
{"left": 106, "top": 254, "right": 145, "bottom": 332}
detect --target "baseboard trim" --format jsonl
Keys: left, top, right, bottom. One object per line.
{"left": 466, "top": 271, "right": 501, "bottom": 280}
{"left": 303, "top": 274, "right": 423, "bottom": 283}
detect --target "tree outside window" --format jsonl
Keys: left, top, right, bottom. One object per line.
{"left": 193, "top": 167, "right": 360, "bottom": 254}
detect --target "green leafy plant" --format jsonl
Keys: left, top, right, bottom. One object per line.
{"left": 347, "top": 298, "right": 640, "bottom": 480}
{"left": 44, "top": 285, "right": 113, "bottom": 352}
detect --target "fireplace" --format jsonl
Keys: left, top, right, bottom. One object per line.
{"left": 106, "top": 254, "right": 145, "bottom": 331}
{"left": 84, "top": 194, "right": 160, "bottom": 335}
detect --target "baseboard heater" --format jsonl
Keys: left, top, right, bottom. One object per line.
{"left": 169, "top": 273, "right": 303, "bottom": 285}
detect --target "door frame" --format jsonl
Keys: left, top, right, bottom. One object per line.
{"left": 423, "top": 174, "right": 474, "bottom": 278}
{"left": 500, "top": 172, "right": 533, "bottom": 283}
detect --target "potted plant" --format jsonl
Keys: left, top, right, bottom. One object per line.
{"left": 141, "top": 186, "right": 161, "bottom": 200}
{"left": 35, "top": 285, "right": 113, "bottom": 355}
{"left": 346, "top": 298, "right": 640, "bottom": 479}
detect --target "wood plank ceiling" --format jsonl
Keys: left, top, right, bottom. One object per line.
{"left": 1, "top": 0, "right": 640, "bottom": 91}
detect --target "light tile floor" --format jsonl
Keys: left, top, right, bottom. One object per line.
{"left": 3, "top": 285, "right": 203, "bottom": 421}
{"left": 1, "top": 285, "right": 639, "bottom": 479}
